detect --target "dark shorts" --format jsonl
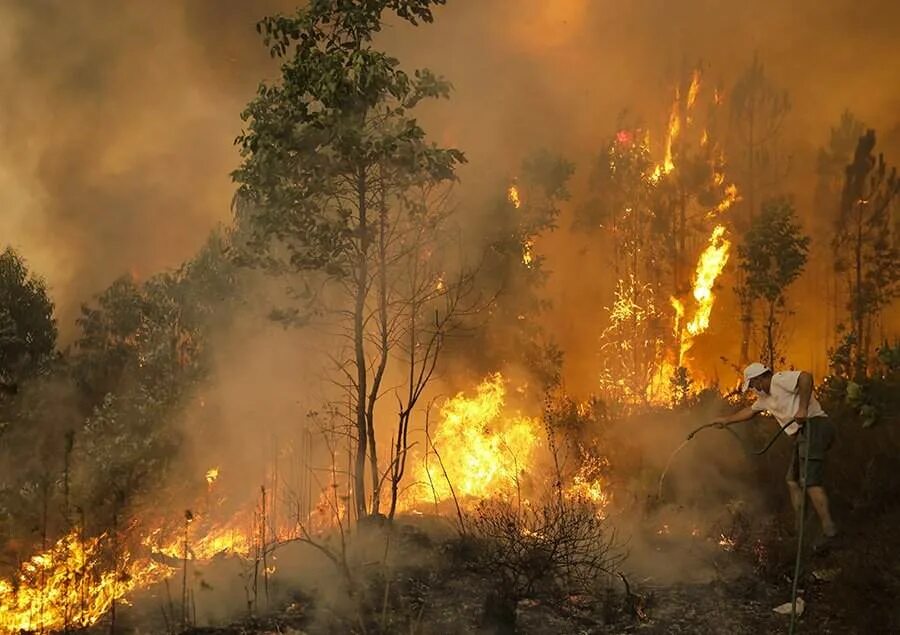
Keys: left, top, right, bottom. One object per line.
{"left": 787, "top": 416, "right": 835, "bottom": 487}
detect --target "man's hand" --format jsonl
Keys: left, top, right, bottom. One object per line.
{"left": 795, "top": 405, "right": 808, "bottom": 421}
{"left": 711, "top": 416, "right": 727, "bottom": 429}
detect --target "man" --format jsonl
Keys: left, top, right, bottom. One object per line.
{"left": 712, "top": 362, "right": 837, "bottom": 538}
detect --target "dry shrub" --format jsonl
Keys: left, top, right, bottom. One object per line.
{"left": 469, "top": 493, "right": 623, "bottom": 602}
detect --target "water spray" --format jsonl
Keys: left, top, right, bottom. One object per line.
{"left": 656, "top": 418, "right": 808, "bottom": 632}
{"left": 657, "top": 419, "right": 794, "bottom": 500}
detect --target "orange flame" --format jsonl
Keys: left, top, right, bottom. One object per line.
{"left": 686, "top": 69, "right": 702, "bottom": 110}
{"left": 679, "top": 224, "right": 730, "bottom": 361}
{"left": 507, "top": 184, "right": 521, "bottom": 209}
{"left": 0, "top": 531, "right": 170, "bottom": 632}
{"left": 411, "top": 373, "right": 539, "bottom": 505}
{"left": 522, "top": 238, "right": 534, "bottom": 268}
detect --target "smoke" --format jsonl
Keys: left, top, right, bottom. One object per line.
{"left": 0, "top": 0, "right": 293, "bottom": 340}
{"left": 1, "top": 0, "right": 897, "bottom": 374}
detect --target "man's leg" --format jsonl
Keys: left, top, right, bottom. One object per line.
{"left": 786, "top": 479, "right": 803, "bottom": 517}
{"left": 786, "top": 443, "right": 804, "bottom": 529}
{"left": 803, "top": 418, "right": 837, "bottom": 538}
{"left": 807, "top": 485, "right": 837, "bottom": 537}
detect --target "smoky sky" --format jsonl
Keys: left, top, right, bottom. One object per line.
{"left": 0, "top": 0, "right": 898, "bottom": 368}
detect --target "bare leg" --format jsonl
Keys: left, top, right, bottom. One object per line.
{"left": 786, "top": 480, "right": 804, "bottom": 530}
{"left": 807, "top": 486, "right": 837, "bottom": 537}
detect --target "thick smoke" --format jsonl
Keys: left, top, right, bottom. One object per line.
{"left": 2, "top": 0, "right": 897, "bottom": 372}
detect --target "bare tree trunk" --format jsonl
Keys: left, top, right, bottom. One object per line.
{"left": 366, "top": 186, "right": 390, "bottom": 516}
{"left": 354, "top": 168, "right": 370, "bottom": 518}
{"left": 853, "top": 201, "right": 865, "bottom": 377}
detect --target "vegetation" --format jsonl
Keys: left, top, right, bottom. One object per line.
{"left": 737, "top": 197, "right": 809, "bottom": 368}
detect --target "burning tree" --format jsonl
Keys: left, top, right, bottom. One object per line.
{"left": 232, "top": 0, "right": 470, "bottom": 520}
{"left": 580, "top": 69, "right": 738, "bottom": 404}
{"left": 449, "top": 150, "right": 573, "bottom": 389}
{"left": 833, "top": 130, "right": 900, "bottom": 378}
{"left": 737, "top": 198, "right": 809, "bottom": 368}
{"left": 582, "top": 131, "right": 668, "bottom": 402}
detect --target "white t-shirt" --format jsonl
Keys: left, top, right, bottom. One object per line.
{"left": 750, "top": 370, "right": 827, "bottom": 436}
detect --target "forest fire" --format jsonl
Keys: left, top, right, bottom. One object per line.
{"left": 507, "top": 184, "right": 521, "bottom": 209}
{"left": 0, "top": 474, "right": 265, "bottom": 631}
{"left": 0, "top": 530, "right": 170, "bottom": 632}
{"left": 679, "top": 224, "right": 732, "bottom": 361}
{"left": 401, "top": 374, "right": 611, "bottom": 518}
{"left": 2, "top": 1, "right": 896, "bottom": 632}
{"left": 412, "top": 373, "right": 540, "bottom": 504}
{"left": 615, "top": 68, "right": 738, "bottom": 403}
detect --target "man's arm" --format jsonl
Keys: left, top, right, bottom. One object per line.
{"left": 795, "top": 371, "right": 813, "bottom": 420}
{"left": 712, "top": 406, "right": 757, "bottom": 426}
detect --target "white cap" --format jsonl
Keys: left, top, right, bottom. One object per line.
{"left": 741, "top": 362, "right": 770, "bottom": 392}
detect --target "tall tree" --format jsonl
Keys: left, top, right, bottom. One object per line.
{"left": 232, "top": 0, "right": 465, "bottom": 519}
{"left": 581, "top": 132, "right": 665, "bottom": 401}
{"left": 729, "top": 54, "right": 791, "bottom": 226}
{"left": 737, "top": 198, "right": 809, "bottom": 368}
{"left": 0, "top": 247, "right": 57, "bottom": 386}
{"left": 729, "top": 54, "right": 791, "bottom": 364}
{"left": 834, "top": 130, "right": 900, "bottom": 377}
{"left": 814, "top": 110, "right": 866, "bottom": 345}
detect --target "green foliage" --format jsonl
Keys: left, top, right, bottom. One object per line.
{"left": 576, "top": 132, "right": 655, "bottom": 234}
{"left": 737, "top": 197, "right": 809, "bottom": 367}
{"left": 69, "top": 230, "right": 237, "bottom": 512}
{"left": 0, "top": 247, "right": 57, "bottom": 381}
{"left": 73, "top": 387, "right": 182, "bottom": 512}
{"left": 75, "top": 232, "right": 235, "bottom": 404}
{"left": 738, "top": 198, "right": 809, "bottom": 304}
{"left": 233, "top": 1, "right": 465, "bottom": 518}
{"left": 827, "top": 329, "right": 855, "bottom": 380}
{"left": 233, "top": 0, "right": 463, "bottom": 279}
{"left": 823, "top": 340, "right": 900, "bottom": 429}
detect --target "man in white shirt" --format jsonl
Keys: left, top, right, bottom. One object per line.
{"left": 712, "top": 362, "right": 837, "bottom": 538}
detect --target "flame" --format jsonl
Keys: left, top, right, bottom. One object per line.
{"left": 671, "top": 297, "right": 685, "bottom": 339}
{"left": 2, "top": 498, "right": 262, "bottom": 630}
{"left": 507, "top": 184, "right": 521, "bottom": 209}
{"left": 563, "top": 452, "right": 611, "bottom": 517}
{"left": 522, "top": 238, "right": 534, "bottom": 267}
{"left": 309, "top": 480, "right": 347, "bottom": 535}
{"left": 686, "top": 69, "right": 702, "bottom": 110}
{"left": 679, "top": 225, "right": 730, "bottom": 361}
{"left": 710, "top": 183, "right": 738, "bottom": 217}
{"left": 662, "top": 93, "right": 680, "bottom": 176}
{"left": 145, "top": 516, "right": 254, "bottom": 562}
{"left": 205, "top": 467, "right": 219, "bottom": 486}
{"left": 649, "top": 70, "right": 700, "bottom": 183}
{"left": 620, "top": 71, "right": 735, "bottom": 402}
{"left": 0, "top": 530, "right": 169, "bottom": 632}
{"left": 414, "top": 373, "right": 539, "bottom": 504}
